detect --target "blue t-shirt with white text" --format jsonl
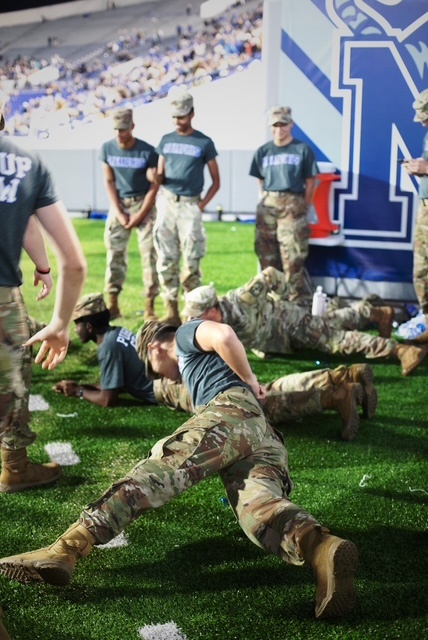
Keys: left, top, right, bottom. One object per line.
{"left": 156, "top": 130, "right": 217, "bottom": 196}
{"left": 98, "top": 327, "right": 156, "bottom": 403}
{"left": 99, "top": 138, "right": 158, "bottom": 198}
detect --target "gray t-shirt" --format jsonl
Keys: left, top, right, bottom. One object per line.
{"left": 99, "top": 138, "right": 158, "bottom": 198}
{"left": 249, "top": 139, "right": 318, "bottom": 193}
{"left": 156, "top": 130, "right": 218, "bottom": 196}
{"left": 0, "top": 138, "right": 59, "bottom": 286}
{"left": 98, "top": 327, "right": 156, "bottom": 404}
{"left": 176, "top": 319, "right": 252, "bottom": 407}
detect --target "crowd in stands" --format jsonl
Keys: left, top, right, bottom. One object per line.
{"left": 0, "top": 0, "right": 262, "bottom": 138}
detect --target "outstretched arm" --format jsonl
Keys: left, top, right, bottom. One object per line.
{"left": 25, "top": 200, "right": 87, "bottom": 370}
{"left": 194, "top": 320, "right": 265, "bottom": 400}
{"left": 23, "top": 216, "right": 53, "bottom": 300}
{"left": 54, "top": 380, "right": 120, "bottom": 407}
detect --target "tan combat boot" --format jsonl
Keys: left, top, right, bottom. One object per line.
{"left": 330, "top": 364, "right": 377, "bottom": 419}
{"left": 144, "top": 297, "right": 158, "bottom": 322}
{"left": 108, "top": 293, "right": 121, "bottom": 320}
{"left": 0, "top": 448, "right": 61, "bottom": 493}
{"left": 299, "top": 527, "right": 358, "bottom": 620}
{"left": 160, "top": 300, "right": 181, "bottom": 327}
{"left": 0, "top": 523, "right": 96, "bottom": 587}
{"left": 320, "top": 383, "right": 363, "bottom": 441}
{"left": 369, "top": 305, "right": 394, "bottom": 338}
{"left": 393, "top": 344, "right": 427, "bottom": 376}
{"left": 0, "top": 606, "right": 11, "bottom": 640}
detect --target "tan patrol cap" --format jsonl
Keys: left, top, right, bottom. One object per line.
{"left": 72, "top": 292, "right": 107, "bottom": 321}
{"left": 181, "top": 285, "right": 218, "bottom": 319}
{"left": 170, "top": 92, "right": 194, "bottom": 117}
{"left": 113, "top": 108, "right": 133, "bottom": 130}
{"left": 267, "top": 105, "right": 292, "bottom": 126}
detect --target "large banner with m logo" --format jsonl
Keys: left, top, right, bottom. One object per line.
{"left": 264, "top": 0, "right": 428, "bottom": 300}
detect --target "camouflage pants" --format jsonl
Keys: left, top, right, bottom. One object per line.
{"left": 104, "top": 198, "right": 159, "bottom": 299}
{"left": 262, "top": 301, "right": 398, "bottom": 359}
{"left": 80, "top": 387, "right": 320, "bottom": 565}
{"left": 0, "top": 288, "right": 36, "bottom": 451}
{"left": 323, "top": 299, "right": 373, "bottom": 330}
{"left": 413, "top": 202, "right": 428, "bottom": 314}
{"left": 266, "top": 367, "right": 336, "bottom": 394}
{"left": 153, "top": 191, "right": 206, "bottom": 301}
{"left": 153, "top": 377, "right": 194, "bottom": 413}
{"left": 255, "top": 193, "right": 311, "bottom": 301}
{"left": 263, "top": 370, "right": 330, "bottom": 425}
{"left": 286, "top": 313, "right": 397, "bottom": 358}
{"left": 154, "top": 371, "right": 326, "bottom": 425}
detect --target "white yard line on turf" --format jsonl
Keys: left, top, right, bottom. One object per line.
{"left": 138, "top": 621, "right": 188, "bottom": 640}
{"left": 44, "top": 442, "right": 81, "bottom": 465}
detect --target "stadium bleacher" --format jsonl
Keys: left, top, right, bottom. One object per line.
{"left": 0, "top": 0, "right": 262, "bottom": 137}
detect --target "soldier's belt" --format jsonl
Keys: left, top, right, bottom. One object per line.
{"left": 163, "top": 189, "right": 200, "bottom": 203}
{"left": 263, "top": 190, "right": 304, "bottom": 198}
{"left": 0, "top": 287, "right": 21, "bottom": 304}
{"left": 121, "top": 194, "right": 146, "bottom": 205}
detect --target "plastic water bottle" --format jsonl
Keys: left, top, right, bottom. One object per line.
{"left": 405, "top": 303, "right": 419, "bottom": 319}
{"left": 395, "top": 310, "right": 426, "bottom": 339}
{"left": 312, "top": 286, "right": 327, "bottom": 316}
{"left": 407, "top": 322, "right": 426, "bottom": 340}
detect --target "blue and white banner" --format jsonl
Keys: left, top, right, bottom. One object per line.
{"left": 264, "top": 0, "right": 428, "bottom": 298}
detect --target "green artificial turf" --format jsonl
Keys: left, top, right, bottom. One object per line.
{"left": 1, "top": 219, "right": 427, "bottom": 639}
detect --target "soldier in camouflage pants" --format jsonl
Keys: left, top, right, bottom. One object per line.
{"left": 153, "top": 193, "right": 206, "bottom": 300}
{"left": 181, "top": 267, "right": 427, "bottom": 376}
{"left": 153, "top": 364, "right": 374, "bottom": 442}
{"left": 403, "top": 89, "right": 428, "bottom": 333}
{"left": 413, "top": 202, "right": 428, "bottom": 317}
{"left": 104, "top": 197, "right": 158, "bottom": 305}
{"left": 249, "top": 106, "right": 318, "bottom": 302}
{"left": 100, "top": 108, "right": 159, "bottom": 321}
{"left": 0, "top": 290, "right": 36, "bottom": 452}
{"left": 153, "top": 91, "right": 220, "bottom": 325}
{"left": 0, "top": 97, "right": 86, "bottom": 494}
{"left": 0, "top": 319, "right": 358, "bottom": 620}
{"left": 54, "top": 294, "right": 370, "bottom": 440}
{"left": 254, "top": 191, "right": 312, "bottom": 301}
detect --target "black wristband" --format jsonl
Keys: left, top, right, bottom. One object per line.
{"left": 36, "top": 267, "right": 51, "bottom": 274}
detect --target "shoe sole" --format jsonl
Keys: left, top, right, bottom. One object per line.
{"left": 0, "top": 559, "right": 71, "bottom": 587}
{"left": 0, "top": 468, "right": 62, "bottom": 494}
{"left": 315, "top": 540, "right": 359, "bottom": 619}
